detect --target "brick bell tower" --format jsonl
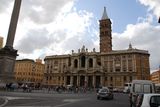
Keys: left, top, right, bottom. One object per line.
{"left": 99, "top": 7, "right": 112, "bottom": 53}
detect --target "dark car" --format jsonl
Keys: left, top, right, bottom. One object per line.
{"left": 97, "top": 87, "right": 114, "bottom": 100}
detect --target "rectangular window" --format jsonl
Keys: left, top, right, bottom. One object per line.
{"left": 110, "top": 77, "right": 113, "bottom": 81}
{"left": 134, "top": 84, "right": 141, "bottom": 93}
{"left": 143, "top": 84, "right": 151, "bottom": 93}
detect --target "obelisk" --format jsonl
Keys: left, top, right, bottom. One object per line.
{"left": 0, "top": 0, "right": 22, "bottom": 83}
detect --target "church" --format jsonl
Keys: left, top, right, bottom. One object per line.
{"left": 43, "top": 7, "right": 150, "bottom": 89}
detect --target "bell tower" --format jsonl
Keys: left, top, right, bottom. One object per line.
{"left": 99, "top": 7, "right": 112, "bottom": 53}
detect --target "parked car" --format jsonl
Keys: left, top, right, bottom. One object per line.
{"left": 136, "top": 93, "right": 160, "bottom": 107}
{"left": 97, "top": 87, "right": 113, "bottom": 100}
{"left": 129, "top": 80, "right": 156, "bottom": 107}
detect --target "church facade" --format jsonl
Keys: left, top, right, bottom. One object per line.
{"left": 43, "top": 7, "right": 150, "bottom": 88}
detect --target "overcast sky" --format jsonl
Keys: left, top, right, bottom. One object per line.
{"left": 0, "top": 0, "right": 160, "bottom": 72}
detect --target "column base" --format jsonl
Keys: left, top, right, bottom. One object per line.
{"left": 0, "top": 46, "right": 18, "bottom": 83}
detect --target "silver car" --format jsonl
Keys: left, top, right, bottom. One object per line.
{"left": 97, "top": 87, "right": 114, "bottom": 100}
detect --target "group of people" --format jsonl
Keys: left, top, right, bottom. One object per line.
{"left": 5, "top": 83, "right": 32, "bottom": 92}
{"left": 47, "top": 85, "right": 92, "bottom": 93}
{"left": 4, "top": 83, "right": 96, "bottom": 93}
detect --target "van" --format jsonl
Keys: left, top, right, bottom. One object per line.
{"left": 123, "top": 83, "right": 131, "bottom": 93}
{"left": 129, "top": 80, "right": 155, "bottom": 107}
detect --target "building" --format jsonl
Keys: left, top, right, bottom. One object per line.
{"left": 151, "top": 70, "right": 160, "bottom": 84}
{"left": 43, "top": 7, "right": 150, "bottom": 88}
{"left": 14, "top": 59, "right": 45, "bottom": 87}
{"left": 0, "top": 36, "right": 3, "bottom": 48}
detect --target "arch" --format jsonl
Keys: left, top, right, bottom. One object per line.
{"left": 88, "top": 58, "right": 93, "bottom": 67}
{"left": 81, "top": 56, "right": 85, "bottom": 68}
{"left": 74, "top": 59, "right": 78, "bottom": 68}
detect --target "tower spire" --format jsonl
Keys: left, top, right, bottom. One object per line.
{"left": 101, "top": 7, "right": 109, "bottom": 20}
{"left": 129, "top": 43, "right": 133, "bottom": 49}
{"left": 99, "top": 7, "right": 112, "bottom": 53}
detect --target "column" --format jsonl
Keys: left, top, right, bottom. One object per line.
{"left": 85, "top": 57, "right": 88, "bottom": 69}
{"left": 126, "top": 56, "right": 129, "bottom": 72}
{"left": 85, "top": 76, "right": 88, "bottom": 87}
{"left": 121, "top": 56, "right": 123, "bottom": 72}
{"left": 101, "top": 75, "right": 104, "bottom": 86}
{"left": 93, "top": 57, "right": 96, "bottom": 68}
{"left": 5, "top": 0, "right": 22, "bottom": 48}
{"left": 93, "top": 75, "right": 95, "bottom": 88}
{"left": 113, "top": 57, "right": 115, "bottom": 72}
{"left": 70, "top": 76, "right": 73, "bottom": 86}
{"left": 64, "top": 76, "right": 67, "bottom": 86}
{"left": 77, "top": 75, "right": 80, "bottom": 86}
{"left": 0, "top": 0, "right": 21, "bottom": 83}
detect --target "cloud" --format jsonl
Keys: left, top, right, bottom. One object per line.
{"left": 113, "top": 20, "right": 160, "bottom": 71}
{"left": 0, "top": 0, "right": 12, "bottom": 13}
{"left": 20, "top": 0, "right": 74, "bottom": 24}
{"left": 138, "top": 0, "right": 160, "bottom": 18}
{"left": 15, "top": 28, "right": 51, "bottom": 53}
{"left": 12, "top": 0, "right": 95, "bottom": 58}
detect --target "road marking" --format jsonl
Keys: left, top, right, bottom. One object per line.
{"left": 54, "top": 102, "right": 72, "bottom": 107}
{"left": 1, "top": 97, "right": 90, "bottom": 107}
{"left": 63, "top": 98, "right": 89, "bottom": 102}
{"left": 0, "top": 97, "right": 8, "bottom": 107}
{"left": 5, "top": 106, "right": 51, "bottom": 107}
{"left": 5, "top": 96, "right": 31, "bottom": 100}
{"left": 0, "top": 96, "right": 32, "bottom": 107}
{"left": 54, "top": 98, "right": 90, "bottom": 107}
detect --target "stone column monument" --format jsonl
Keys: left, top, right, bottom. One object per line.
{"left": 0, "top": 0, "right": 22, "bottom": 83}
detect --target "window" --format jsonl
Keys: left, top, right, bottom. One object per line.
{"left": 123, "top": 76, "right": 126, "bottom": 82}
{"left": 143, "top": 84, "right": 151, "bottom": 93}
{"left": 116, "top": 68, "right": 120, "bottom": 72}
{"left": 133, "top": 84, "right": 152, "bottom": 93}
{"left": 150, "top": 96, "right": 160, "bottom": 106}
{"left": 130, "top": 76, "right": 132, "bottom": 82}
{"left": 110, "top": 77, "right": 113, "bottom": 81}
{"left": 134, "top": 84, "right": 141, "bottom": 93}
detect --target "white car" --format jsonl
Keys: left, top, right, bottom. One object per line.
{"left": 136, "top": 94, "right": 160, "bottom": 107}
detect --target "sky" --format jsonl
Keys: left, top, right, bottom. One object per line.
{"left": 0, "top": 0, "right": 160, "bottom": 72}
